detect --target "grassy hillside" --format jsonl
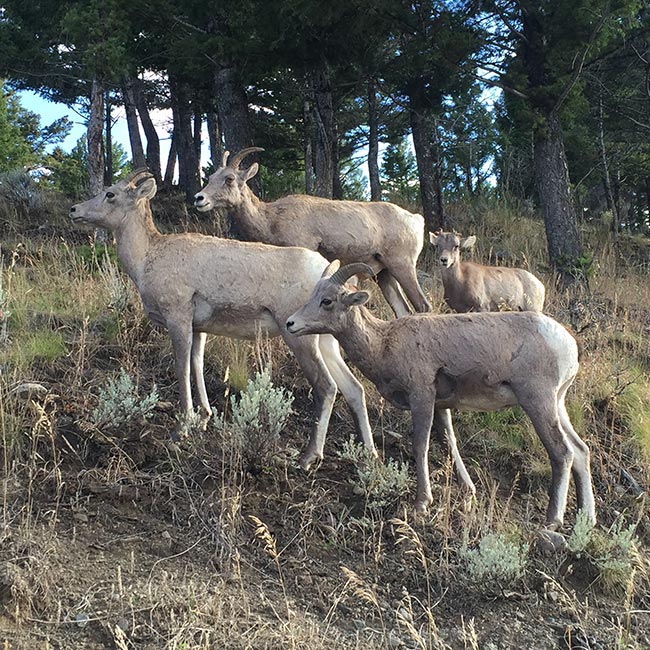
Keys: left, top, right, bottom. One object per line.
{"left": 1, "top": 188, "right": 649, "bottom": 649}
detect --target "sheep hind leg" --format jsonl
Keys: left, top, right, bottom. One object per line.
{"left": 317, "top": 334, "right": 376, "bottom": 458}
{"left": 168, "top": 318, "right": 195, "bottom": 437}
{"left": 519, "top": 396, "right": 574, "bottom": 537}
{"left": 280, "top": 330, "right": 337, "bottom": 470}
{"left": 385, "top": 263, "right": 431, "bottom": 313}
{"left": 557, "top": 384, "right": 596, "bottom": 525}
{"left": 411, "top": 395, "right": 436, "bottom": 513}
{"left": 376, "top": 269, "right": 411, "bottom": 318}
{"left": 432, "top": 409, "right": 476, "bottom": 496}
{"left": 191, "top": 331, "right": 213, "bottom": 430}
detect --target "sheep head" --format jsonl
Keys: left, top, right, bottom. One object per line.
{"left": 69, "top": 170, "right": 156, "bottom": 231}
{"left": 286, "top": 261, "right": 374, "bottom": 336}
{"left": 429, "top": 230, "right": 476, "bottom": 269}
{"left": 194, "top": 147, "right": 265, "bottom": 212}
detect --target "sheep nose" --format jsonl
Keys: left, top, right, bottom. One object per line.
{"left": 286, "top": 319, "right": 294, "bottom": 330}
{"left": 440, "top": 256, "right": 448, "bottom": 265}
{"left": 70, "top": 206, "right": 76, "bottom": 212}
{"left": 194, "top": 194, "right": 204, "bottom": 204}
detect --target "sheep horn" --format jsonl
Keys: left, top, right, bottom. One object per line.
{"left": 329, "top": 263, "right": 375, "bottom": 286}
{"left": 228, "top": 147, "right": 265, "bottom": 169}
{"left": 127, "top": 168, "right": 154, "bottom": 188}
{"left": 221, "top": 150, "right": 230, "bottom": 167}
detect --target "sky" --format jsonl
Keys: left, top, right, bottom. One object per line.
{"left": 17, "top": 89, "right": 206, "bottom": 174}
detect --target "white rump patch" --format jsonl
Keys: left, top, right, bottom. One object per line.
{"left": 536, "top": 316, "right": 578, "bottom": 377}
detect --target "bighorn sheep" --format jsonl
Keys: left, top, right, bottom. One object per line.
{"left": 429, "top": 230, "right": 545, "bottom": 312}
{"left": 286, "top": 262, "right": 595, "bottom": 547}
{"left": 69, "top": 170, "right": 377, "bottom": 468}
{"left": 194, "top": 148, "right": 431, "bottom": 318}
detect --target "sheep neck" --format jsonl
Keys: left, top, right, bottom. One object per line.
{"left": 233, "top": 186, "right": 272, "bottom": 242}
{"left": 334, "top": 307, "right": 389, "bottom": 383}
{"left": 113, "top": 200, "right": 161, "bottom": 285}
{"left": 441, "top": 258, "right": 465, "bottom": 292}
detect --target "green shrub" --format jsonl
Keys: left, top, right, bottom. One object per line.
{"left": 339, "top": 438, "right": 411, "bottom": 509}
{"left": 91, "top": 368, "right": 158, "bottom": 429}
{"left": 225, "top": 367, "right": 294, "bottom": 472}
{"left": 460, "top": 532, "right": 529, "bottom": 595}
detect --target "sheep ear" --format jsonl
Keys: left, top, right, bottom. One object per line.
{"left": 342, "top": 291, "right": 369, "bottom": 307}
{"left": 135, "top": 177, "right": 157, "bottom": 200}
{"left": 322, "top": 259, "right": 341, "bottom": 278}
{"left": 461, "top": 235, "right": 476, "bottom": 250}
{"left": 429, "top": 232, "right": 438, "bottom": 245}
{"left": 241, "top": 163, "right": 259, "bottom": 182}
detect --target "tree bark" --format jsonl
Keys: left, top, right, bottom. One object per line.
{"left": 133, "top": 78, "right": 162, "bottom": 183}
{"left": 312, "top": 63, "right": 335, "bottom": 199}
{"left": 104, "top": 90, "right": 113, "bottom": 185}
{"left": 122, "top": 77, "right": 147, "bottom": 170}
{"left": 163, "top": 130, "right": 177, "bottom": 191}
{"left": 213, "top": 64, "right": 260, "bottom": 195}
{"left": 206, "top": 110, "right": 222, "bottom": 168}
{"left": 303, "top": 98, "right": 314, "bottom": 195}
{"left": 170, "top": 75, "right": 200, "bottom": 201}
{"left": 88, "top": 78, "right": 105, "bottom": 196}
{"left": 533, "top": 109, "right": 583, "bottom": 272}
{"left": 193, "top": 106, "right": 202, "bottom": 169}
{"left": 367, "top": 79, "right": 381, "bottom": 201}
{"left": 410, "top": 106, "right": 441, "bottom": 232}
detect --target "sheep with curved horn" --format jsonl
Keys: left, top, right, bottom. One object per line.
{"left": 195, "top": 148, "right": 431, "bottom": 318}
{"left": 286, "top": 262, "right": 595, "bottom": 550}
{"left": 69, "top": 170, "right": 377, "bottom": 468}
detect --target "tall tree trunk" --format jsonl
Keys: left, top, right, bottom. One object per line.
{"left": 432, "top": 116, "right": 445, "bottom": 225}
{"left": 88, "top": 78, "right": 105, "bottom": 196}
{"left": 193, "top": 106, "right": 202, "bottom": 169}
{"left": 533, "top": 109, "right": 583, "bottom": 274}
{"left": 163, "top": 130, "right": 177, "bottom": 191}
{"left": 206, "top": 110, "right": 222, "bottom": 167}
{"left": 303, "top": 98, "right": 314, "bottom": 195}
{"left": 410, "top": 106, "right": 440, "bottom": 232}
{"left": 104, "top": 90, "right": 113, "bottom": 185}
{"left": 332, "top": 115, "right": 342, "bottom": 200}
{"left": 132, "top": 78, "right": 162, "bottom": 183}
{"left": 122, "top": 77, "right": 147, "bottom": 170}
{"left": 598, "top": 96, "right": 618, "bottom": 234}
{"left": 312, "top": 63, "right": 335, "bottom": 199}
{"left": 170, "top": 75, "right": 200, "bottom": 201}
{"left": 213, "top": 64, "right": 261, "bottom": 195}
{"left": 367, "top": 79, "right": 381, "bottom": 201}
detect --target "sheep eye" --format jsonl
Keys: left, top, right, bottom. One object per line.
{"left": 105, "top": 191, "right": 115, "bottom": 200}
{"left": 453, "top": 245, "right": 459, "bottom": 250}
{"left": 320, "top": 298, "right": 333, "bottom": 307}
{"left": 225, "top": 177, "right": 235, "bottom": 185}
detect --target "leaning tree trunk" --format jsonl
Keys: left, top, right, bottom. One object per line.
{"left": 213, "top": 63, "right": 261, "bottom": 196}
{"left": 367, "top": 79, "right": 381, "bottom": 202}
{"left": 88, "top": 78, "right": 105, "bottom": 196}
{"left": 410, "top": 105, "right": 441, "bottom": 233}
{"left": 122, "top": 77, "right": 147, "bottom": 170}
{"left": 533, "top": 109, "right": 583, "bottom": 277}
{"left": 163, "top": 130, "right": 177, "bottom": 191}
{"left": 132, "top": 78, "right": 162, "bottom": 183}
{"left": 311, "top": 63, "right": 335, "bottom": 199}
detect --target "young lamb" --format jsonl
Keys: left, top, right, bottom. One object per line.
{"left": 69, "top": 170, "right": 377, "bottom": 468}
{"left": 286, "top": 262, "right": 595, "bottom": 549}
{"left": 429, "top": 230, "right": 545, "bottom": 312}
{"left": 194, "top": 148, "right": 431, "bottom": 318}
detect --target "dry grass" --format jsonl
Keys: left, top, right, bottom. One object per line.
{"left": 1, "top": 200, "right": 649, "bottom": 649}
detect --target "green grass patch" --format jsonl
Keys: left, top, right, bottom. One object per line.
{"left": 616, "top": 372, "right": 650, "bottom": 459}
{"left": 10, "top": 329, "right": 67, "bottom": 366}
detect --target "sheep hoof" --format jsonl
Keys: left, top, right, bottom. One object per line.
{"left": 299, "top": 450, "right": 323, "bottom": 471}
{"left": 537, "top": 528, "right": 567, "bottom": 554}
{"left": 413, "top": 499, "right": 431, "bottom": 515}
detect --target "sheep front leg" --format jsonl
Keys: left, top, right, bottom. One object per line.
{"left": 191, "top": 331, "right": 213, "bottom": 430}
{"left": 280, "top": 330, "right": 337, "bottom": 469}
{"left": 410, "top": 395, "right": 436, "bottom": 513}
